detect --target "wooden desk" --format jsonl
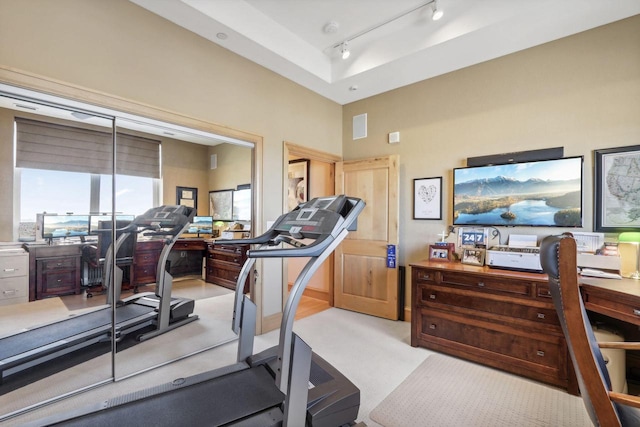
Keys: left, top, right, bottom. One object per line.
{"left": 581, "top": 277, "right": 640, "bottom": 326}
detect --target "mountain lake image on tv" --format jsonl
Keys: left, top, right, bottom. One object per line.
{"left": 453, "top": 156, "right": 583, "bottom": 227}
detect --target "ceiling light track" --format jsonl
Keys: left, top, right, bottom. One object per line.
{"left": 332, "top": 0, "right": 443, "bottom": 58}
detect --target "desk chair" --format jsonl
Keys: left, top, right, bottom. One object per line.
{"left": 81, "top": 220, "right": 136, "bottom": 298}
{"left": 540, "top": 234, "right": 640, "bottom": 426}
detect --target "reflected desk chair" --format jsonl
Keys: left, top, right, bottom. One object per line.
{"left": 81, "top": 220, "right": 137, "bottom": 298}
{"left": 540, "top": 234, "right": 640, "bottom": 426}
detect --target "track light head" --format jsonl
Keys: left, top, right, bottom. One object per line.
{"left": 431, "top": 1, "right": 443, "bottom": 21}
{"left": 341, "top": 41, "right": 350, "bottom": 59}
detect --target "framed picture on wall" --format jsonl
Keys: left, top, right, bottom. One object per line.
{"left": 288, "top": 159, "right": 310, "bottom": 211}
{"left": 209, "top": 189, "right": 233, "bottom": 221}
{"left": 413, "top": 177, "right": 442, "bottom": 220}
{"left": 594, "top": 145, "right": 640, "bottom": 232}
{"left": 176, "top": 186, "right": 197, "bottom": 209}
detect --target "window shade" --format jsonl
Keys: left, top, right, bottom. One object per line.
{"left": 15, "top": 117, "right": 160, "bottom": 178}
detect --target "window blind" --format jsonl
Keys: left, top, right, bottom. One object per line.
{"left": 15, "top": 117, "right": 160, "bottom": 178}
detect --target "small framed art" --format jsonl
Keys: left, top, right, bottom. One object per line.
{"left": 176, "top": 186, "right": 197, "bottom": 209}
{"left": 429, "top": 244, "right": 453, "bottom": 262}
{"left": 461, "top": 248, "right": 485, "bottom": 266}
{"left": 413, "top": 177, "right": 442, "bottom": 220}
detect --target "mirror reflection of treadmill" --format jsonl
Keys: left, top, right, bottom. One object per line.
{"left": 35, "top": 195, "right": 365, "bottom": 427}
{"left": 0, "top": 205, "right": 198, "bottom": 387}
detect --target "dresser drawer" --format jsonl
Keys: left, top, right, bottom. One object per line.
{"left": 173, "top": 239, "right": 206, "bottom": 251}
{"left": 39, "top": 270, "right": 77, "bottom": 295}
{"left": 440, "top": 270, "right": 532, "bottom": 297}
{"left": 417, "top": 283, "right": 559, "bottom": 327}
{"left": 0, "top": 276, "right": 28, "bottom": 303}
{"left": 417, "top": 308, "right": 566, "bottom": 375}
{"left": 39, "top": 256, "right": 76, "bottom": 272}
{"left": 207, "top": 261, "right": 241, "bottom": 283}
{"left": 207, "top": 249, "right": 246, "bottom": 265}
{"left": 136, "top": 250, "right": 160, "bottom": 266}
{"left": 0, "top": 253, "right": 28, "bottom": 279}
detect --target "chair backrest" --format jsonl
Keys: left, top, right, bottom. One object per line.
{"left": 96, "top": 220, "right": 136, "bottom": 260}
{"left": 540, "top": 234, "right": 620, "bottom": 426}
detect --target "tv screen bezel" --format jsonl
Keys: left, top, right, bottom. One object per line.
{"left": 452, "top": 156, "right": 584, "bottom": 228}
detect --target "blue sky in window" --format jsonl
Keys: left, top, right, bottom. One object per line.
{"left": 21, "top": 169, "right": 154, "bottom": 221}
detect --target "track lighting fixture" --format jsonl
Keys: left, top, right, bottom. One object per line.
{"left": 331, "top": 0, "right": 444, "bottom": 60}
{"left": 431, "top": 0, "right": 443, "bottom": 21}
{"left": 341, "top": 41, "right": 350, "bottom": 60}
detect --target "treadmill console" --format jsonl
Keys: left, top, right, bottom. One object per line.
{"left": 273, "top": 195, "right": 355, "bottom": 239}
{"left": 133, "top": 205, "right": 196, "bottom": 230}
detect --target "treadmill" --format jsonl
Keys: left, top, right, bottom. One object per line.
{"left": 0, "top": 205, "right": 198, "bottom": 384}
{"left": 33, "top": 195, "right": 365, "bottom": 427}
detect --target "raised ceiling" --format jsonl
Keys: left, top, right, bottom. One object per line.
{"left": 131, "top": 0, "right": 640, "bottom": 105}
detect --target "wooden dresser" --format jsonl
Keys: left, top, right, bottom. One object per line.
{"left": 411, "top": 260, "right": 577, "bottom": 394}
{"left": 205, "top": 242, "right": 250, "bottom": 293}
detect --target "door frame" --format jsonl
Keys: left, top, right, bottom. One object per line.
{"left": 282, "top": 142, "right": 341, "bottom": 309}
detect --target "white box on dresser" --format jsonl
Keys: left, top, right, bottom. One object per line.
{"left": 0, "top": 247, "right": 29, "bottom": 306}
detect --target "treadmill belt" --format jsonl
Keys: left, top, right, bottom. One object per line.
{"left": 58, "top": 366, "right": 285, "bottom": 427}
{"left": 0, "top": 304, "right": 152, "bottom": 361}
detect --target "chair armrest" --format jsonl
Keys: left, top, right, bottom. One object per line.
{"left": 598, "top": 342, "right": 640, "bottom": 350}
{"left": 610, "top": 392, "right": 640, "bottom": 409}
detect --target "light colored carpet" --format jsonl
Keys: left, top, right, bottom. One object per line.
{"left": 370, "top": 353, "right": 591, "bottom": 427}
{"left": 5, "top": 306, "right": 430, "bottom": 426}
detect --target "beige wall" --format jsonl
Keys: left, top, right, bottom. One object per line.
{"left": 161, "top": 138, "right": 210, "bottom": 215}
{"left": 342, "top": 15, "right": 640, "bottom": 275}
{"left": 207, "top": 144, "right": 252, "bottom": 192}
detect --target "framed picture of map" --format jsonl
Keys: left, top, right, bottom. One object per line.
{"left": 594, "top": 145, "right": 640, "bottom": 232}
{"left": 209, "top": 189, "right": 234, "bottom": 222}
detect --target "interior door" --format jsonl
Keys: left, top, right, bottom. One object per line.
{"left": 334, "top": 155, "right": 399, "bottom": 319}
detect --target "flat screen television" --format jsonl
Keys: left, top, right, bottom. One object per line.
{"left": 189, "top": 216, "right": 213, "bottom": 234}
{"left": 89, "top": 214, "right": 135, "bottom": 234}
{"left": 453, "top": 156, "right": 583, "bottom": 227}
{"left": 42, "top": 214, "right": 90, "bottom": 239}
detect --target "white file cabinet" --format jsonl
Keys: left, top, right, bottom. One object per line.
{"left": 0, "top": 248, "right": 29, "bottom": 306}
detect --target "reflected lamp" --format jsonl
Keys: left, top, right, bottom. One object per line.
{"left": 618, "top": 232, "right": 640, "bottom": 279}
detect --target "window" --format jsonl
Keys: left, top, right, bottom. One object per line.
{"left": 20, "top": 169, "right": 91, "bottom": 221}
{"left": 99, "top": 173, "right": 155, "bottom": 216}
{"left": 19, "top": 169, "right": 157, "bottom": 221}
{"left": 16, "top": 117, "right": 161, "bottom": 222}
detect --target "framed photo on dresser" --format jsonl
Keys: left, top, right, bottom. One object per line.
{"left": 429, "top": 243, "right": 454, "bottom": 262}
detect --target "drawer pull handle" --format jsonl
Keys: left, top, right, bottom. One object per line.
{"left": 3, "top": 290, "right": 17, "bottom": 295}
{"left": 536, "top": 350, "right": 545, "bottom": 357}
{"left": 57, "top": 279, "right": 62, "bottom": 283}
{"left": 3, "top": 268, "right": 16, "bottom": 272}
{"left": 537, "top": 313, "right": 545, "bottom": 319}
{"left": 634, "top": 309, "right": 640, "bottom": 317}
{"left": 429, "top": 294, "right": 436, "bottom": 300}
{"left": 56, "top": 263, "right": 63, "bottom": 267}
{"left": 429, "top": 324, "right": 437, "bottom": 330}
{"left": 477, "top": 282, "right": 485, "bottom": 287}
